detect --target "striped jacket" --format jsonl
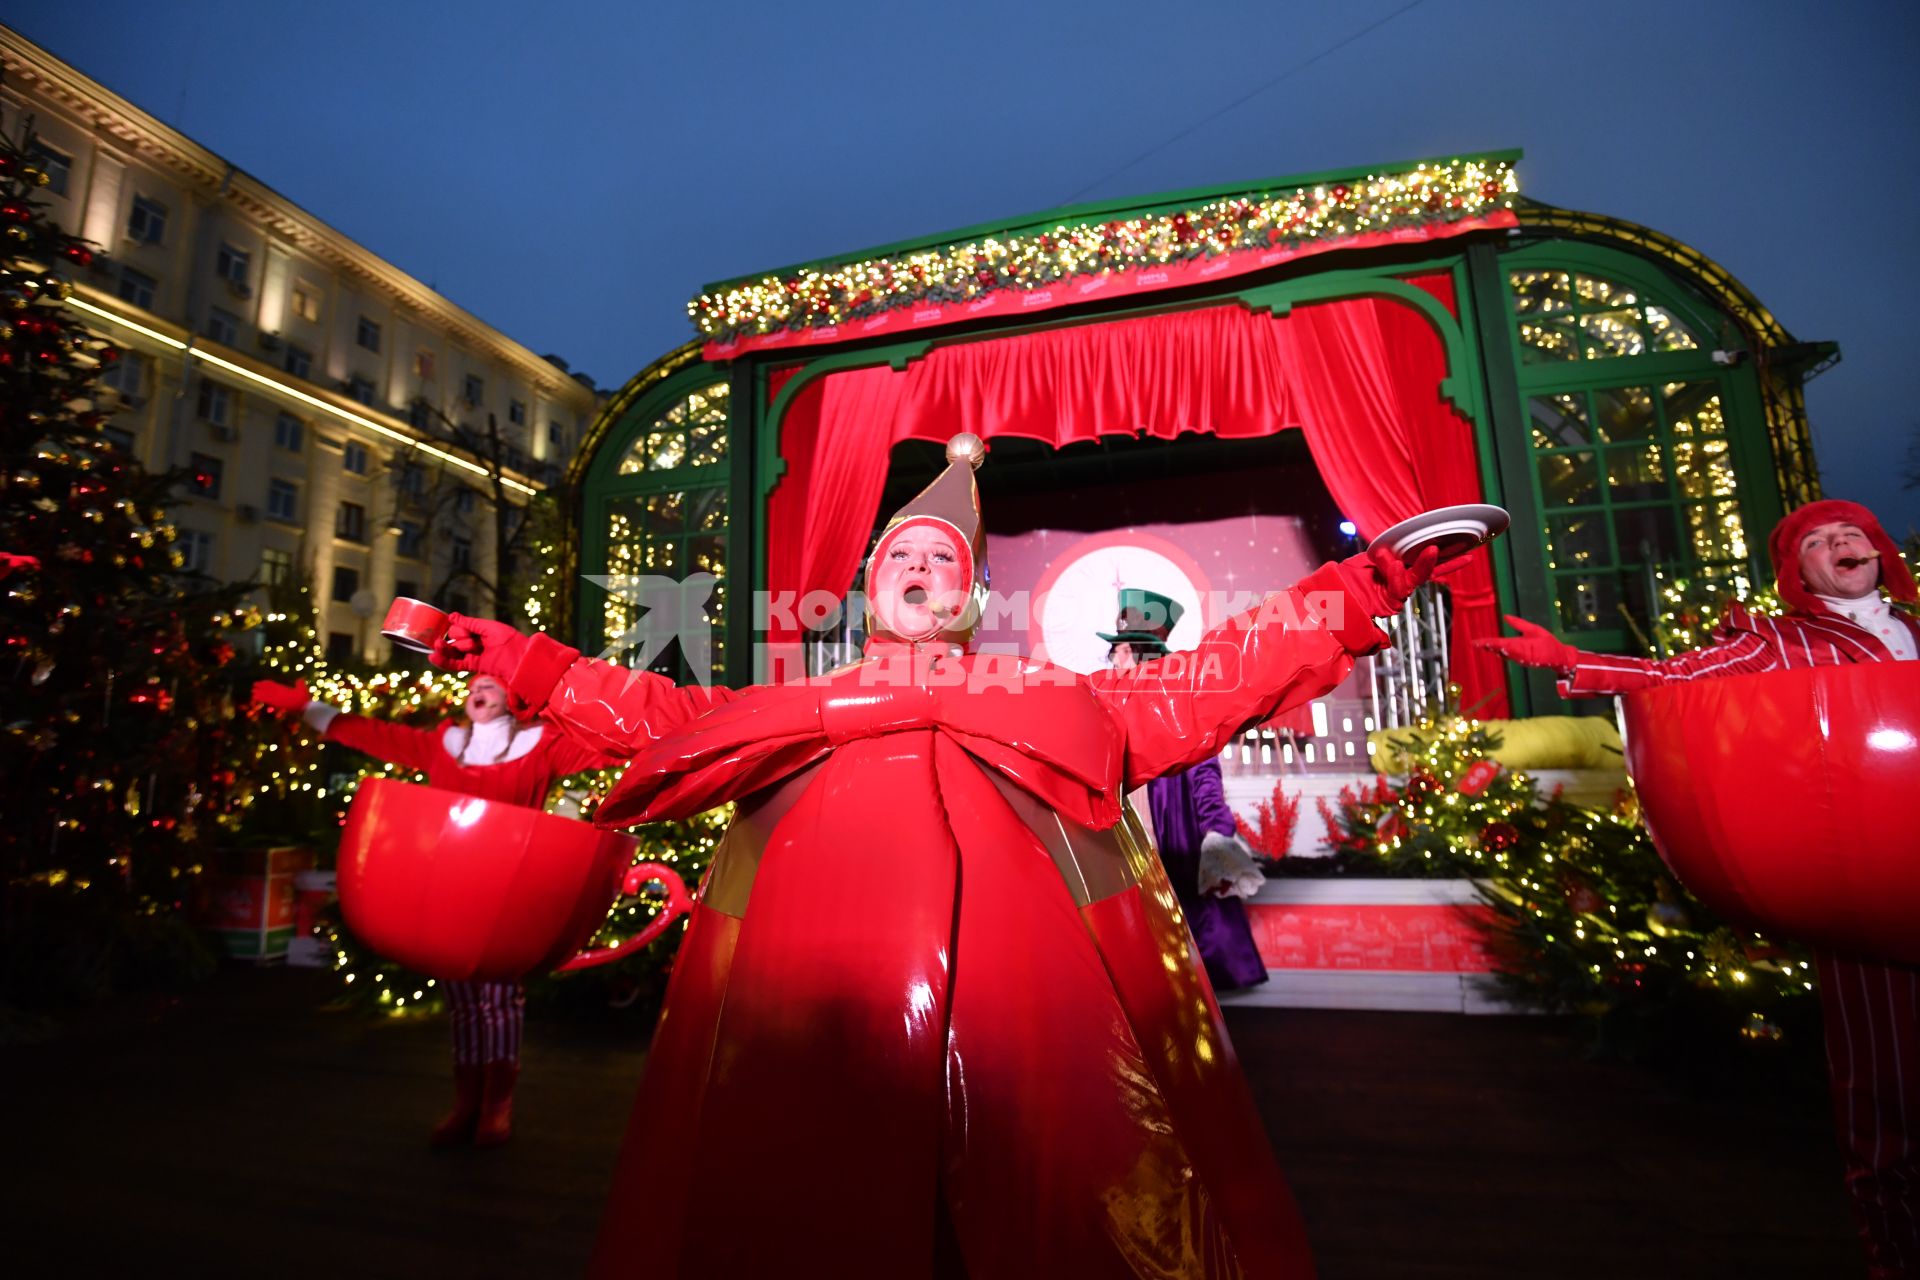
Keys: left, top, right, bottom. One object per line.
{"left": 1559, "top": 601, "right": 1920, "bottom": 696}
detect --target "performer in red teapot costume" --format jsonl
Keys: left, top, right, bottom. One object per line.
{"left": 252, "top": 672, "right": 619, "bottom": 1148}
{"left": 1481, "top": 498, "right": 1919, "bottom": 1280}
{"left": 431, "top": 433, "right": 1436, "bottom": 1278}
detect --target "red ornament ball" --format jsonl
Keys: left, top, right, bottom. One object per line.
{"left": 1479, "top": 820, "right": 1520, "bottom": 852}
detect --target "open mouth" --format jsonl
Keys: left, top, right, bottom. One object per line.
{"left": 903, "top": 585, "right": 928, "bottom": 605}
{"left": 1838, "top": 554, "right": 1878, "bottom": 570}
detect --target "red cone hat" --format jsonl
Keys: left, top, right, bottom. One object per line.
{"left": 863, "top": 433, "right": 989, "bottom": 644}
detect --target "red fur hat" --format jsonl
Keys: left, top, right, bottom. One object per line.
{"left": 1768, "top": 498, "right": 1916, "bottom": 616}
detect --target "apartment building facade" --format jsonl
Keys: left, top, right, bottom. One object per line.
{"left": 1, "top": 27, "right": 601, "bottom": 663}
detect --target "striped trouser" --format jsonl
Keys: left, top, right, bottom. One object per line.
{"left": 1816, "top": 949, "right": 1920, "bottom": 1278}
{"left": 444, "top": 980, "right": 525, "bottom": 1066}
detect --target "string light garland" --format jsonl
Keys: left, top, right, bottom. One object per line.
{"left": 690, "top": 157, "right": 1519, "bottom": 343}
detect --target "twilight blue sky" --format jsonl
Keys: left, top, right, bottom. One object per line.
{"left": 14, "top": 1, "right": 1920, "bottom": 531}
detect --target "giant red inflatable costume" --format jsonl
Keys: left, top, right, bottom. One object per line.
{"left": 436, "top": 435, "right": 1432, "bottom": 1278}
{"left": 1481, "top": 498, "right": 1920, "bottom": 1280}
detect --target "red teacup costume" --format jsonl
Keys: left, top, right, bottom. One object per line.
{"left": 461, "top": 436, "right": 1417, "bottom": 1278}
{"left": 1490, "top": 499, "right": 1919, "bottom": 1279}
{"left": 292, "top": 694, "right": 621, "bottom": 1146}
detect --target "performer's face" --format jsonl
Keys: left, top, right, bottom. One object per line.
{"left": 1797, "top": 521, "right": 1881, "bottom": 600}
{"left": 1107, "top": 642, "right": 1137, "bottom": 671}
{"left": 871, "top": 523, "right": 969, "bottom": 640}
{"left": 466, "top": 676, "right": 510, "bottom": 724}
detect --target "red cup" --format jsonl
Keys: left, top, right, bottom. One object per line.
{"left": 337, "top": 778, "right": 693, "bottom": 982}
{"left": 1624, "top": 662, "right": 1920, "bottom": 964}
{"left": 382, "top": 597, "right": 449, "bottom": 653}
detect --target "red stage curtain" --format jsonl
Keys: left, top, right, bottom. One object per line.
{"left": 765, "top": 280, "right": 1509, "bottom": 716}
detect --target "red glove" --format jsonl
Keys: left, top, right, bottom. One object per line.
{"left": 1334, "top": 545, "right": 1440, "bottom": 620}
{"left": 1474, "top": 615, "right": 1582, "bottom": 671}
{"left": 251, "top": 678, "right": 310, "bottom": 715}
{"left": 430, "top": 613, "right": 531, "bottom": 682}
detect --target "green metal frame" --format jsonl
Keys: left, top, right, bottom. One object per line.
{"left": 1490, "top": 240, "right": 1782, "bottom": 658}
{"left": 574, "top": 361, "right": 740, "bottom": 681}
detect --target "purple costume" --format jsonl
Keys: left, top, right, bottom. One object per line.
{"left": 1146, "top": 757, "right": 1270, "bottom": 991}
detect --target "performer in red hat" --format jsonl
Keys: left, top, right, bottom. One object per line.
{"left": 430, "top": 433, "right": 1435, "bottom": 1278}
{"left": 252, "top": 672, "right": 620, "bottom": 1148}
{"left": 1480, "top": 498, "right": 1919, "bottom": 1279}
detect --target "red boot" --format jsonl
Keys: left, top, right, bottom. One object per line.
{"left": 428, "top": 1064, "right": 484, "bottom": 1148}
{"left": 471, "top": 1061, "right": 519, "bottom": 1148}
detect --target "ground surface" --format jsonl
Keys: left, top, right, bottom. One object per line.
{"left": 3, "top": 966, "right": 1863, "bottom": 1278}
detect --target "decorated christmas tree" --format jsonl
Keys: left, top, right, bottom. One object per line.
{"left": 0, "top": 111, "right": 257, "bottom": 1010}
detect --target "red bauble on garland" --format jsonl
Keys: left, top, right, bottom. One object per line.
{"left": 1480, "top": 820, "right": 1520, "bottom": 852}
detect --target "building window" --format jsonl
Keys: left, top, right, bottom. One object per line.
{"left": 1510, "top": 262, "right": 1750, "bottom": 643}
{"left": 453, "top": 487, "right": 476, "bottom": 514}
{"left": 326, "top": 631, "right": 355, "bottom": 663}
{"left": 188, "top": 453, "right": 223, "bottom": 499}
{"left": 274, "top": 413, "right": 304, "bottom": 452}
{"left": 394, "top": 578, "right": 420, "bottom": 602}
{"left": 116, "top": 266, "right": 157, "bottom": 310}
{"left": 283, "top": 344, "right": 312, "bottom": 380}
{"left": 415, "top": 349, "right": 436, "bottom": 380}
{"left": 196, "top": 381, "right": 233, "bottom": 426}
{"left": 28, "top": 142, "right": 72, "bottom": 197}
{"left": 615, "top": 381, "right": 730, "bottom": 475}
{"left": 1510, "top": 269, "right": 1704, "bottom": 365}
{"left": 451, "top": 536, "right": 472, "bottom": 571}
{"left": 266, "top": 478, "right": 299, "bottom": 523}
{"left": 356, "top": 316, "right": 381, "bottom": 352}
{"left": 176, "top": 529, "right": 215, "bottom": 574}
{"left": 260, "top": 546, "right": 294, "bottom": 586}
{"left": 103, "top": 351, "right": 147, "bottom": 398}
{"left": 342, "top": 441, "right": 370, "bottom": 475}
{"left": 206, "top": 307, "right": 239, "bottom": 345}
{"left": 398, "top": 462, "right": 426, "bottom": 497}
{"left": 331, "top": 565, "right": 360, "bottom": 603}
{"left": 345, "top": 376, "right": 376, "bottom": 406}
{"left": 599, "top": 378, "right": 733, "bottom": 683}
{"left": 463, "top": 374, "right": 484, "bottom": 405}
{"left": 547, "top": 420, "right": 567, "bottom": 452}
{"left": 508, "top": 399, "right": 526, "bottom": 426}
{"left": 127, "top": 195, "right": 168, "bottom": 245}
{"left": 215, "top": 243, "right": 251, "bottom": 287}
{"left": 290, "top": 279, "right": 321, "bottom": 323}
{"left": 335, "top": 501, "right": 367, "bottom": 543}
{"left": 396, "top": 520, "right": 425, "bottom": 559}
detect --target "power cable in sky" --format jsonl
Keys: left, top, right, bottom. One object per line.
{"left": 1060, "top": 0, "right": 1433, "bottom": 206}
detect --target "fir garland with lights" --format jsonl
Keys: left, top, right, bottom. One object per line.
{"left": 1316, "top": 712, "right": 1815, "bottom": 1046}
{"left": 691, "top": 158, "right": 1517, "bottom": 343}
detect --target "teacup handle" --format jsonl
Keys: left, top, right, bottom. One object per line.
{"left": 553, "top": 861, "right": 693, "bottom": 973}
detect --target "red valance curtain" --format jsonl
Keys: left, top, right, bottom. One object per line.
{"left": 765, "top": 276, "right": 1509, "bottom": 717}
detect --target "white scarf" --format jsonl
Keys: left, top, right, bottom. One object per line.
{"left": 1815, "top": 592, "right": 1917, "bottom": 661}
{"left": 445, "top": 717, "right": 543, "bottom": 764}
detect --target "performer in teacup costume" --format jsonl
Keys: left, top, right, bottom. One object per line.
{"left": 1481, "top": 498, "right": 1920, "bottom": 1280}
{"left": 252, "top": 672, "right": 620, "bottom": 1148}
{"left": 431, "top": 433, "right": 1438, "bottom": 1278}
